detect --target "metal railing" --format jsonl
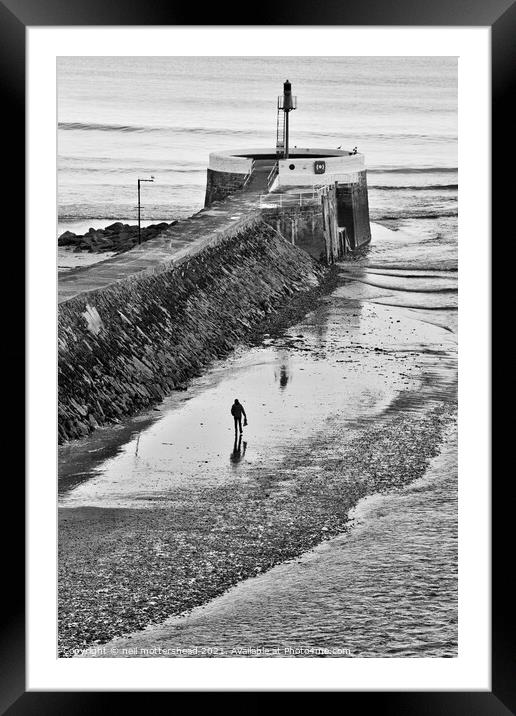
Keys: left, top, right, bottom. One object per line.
{"left": 277, "top": 95, "right": 297, "bottom": 110}
{"left": 266, "top": 162, "right": 279, "bottom": 192}
{"left": 259, "top": 190, "right": 322, "bottom": 209}
{"left": 241, "top": 159, "right": 256, "bottom": 190}
{"left": 265, "top": 171, "right": 361, "bottom": 196}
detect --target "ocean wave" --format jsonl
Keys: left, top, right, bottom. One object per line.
{"left": 59, "top": 165, "right": 205, "bottom": 175}
{"left": 368, "top": 167, "right": 457, "bottom": 174}
{"left": 59, "top": 122, "right": 150, "bottom": 133}
{"left": 58, "top": 121, "right": 252, "bottom": 136}
{"left": 345, "top": 277, "right": 457, "bottom": 294}
{"left": 58, "top": 204, "right": 195, "bottom": 221}
{"left": 373, "top": 211, "right": 458, "bottom": 220}
{"left": 370, "top": 301, "right": 458, "bottom": 311}
{"left": 297, "top": 130, "right": 456, "bottom": 141}
{"left": 347, "top": 270, "right": 457, "bottom": 279}
{"left": 370, "top": 184, "right": 457, "bottom": 191}
{"left": 364, "top": 263, "right": 457, "bottom": 272}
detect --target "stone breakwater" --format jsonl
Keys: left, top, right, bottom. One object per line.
{"left": 58, "top": 221, "right": 326, "bottom": 443}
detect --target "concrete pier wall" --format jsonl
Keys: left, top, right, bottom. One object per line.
{"left": 204, "top": 148, "right": 371, "bottom": 253}
{"left": 275, "top": 150, "right": 365, "bottom": 189}
{"left": 336, "top": 170, "right": 371, "bottom": 249}
{"left": 259, "top": 170, "right": 371, "bottom": 261}
{"left": 261, "top": 205, "right": 326, "bottom": 262}
{"left": 58, "top": 219, "right": 325, "bottom": 443}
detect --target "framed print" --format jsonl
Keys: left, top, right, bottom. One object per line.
{"left": 2, "top": 0, "right": 511, "bottom": 709}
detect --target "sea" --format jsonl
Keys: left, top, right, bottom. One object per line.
{"left": 57, "top": 56, "right": 457, "bottom": 240}
{"left": 58, "top": 56, "right": 458, "bottom": 657}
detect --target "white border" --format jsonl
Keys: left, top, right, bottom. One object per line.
{"left": 27, "top": 27, "right": 490, "bottom": 691}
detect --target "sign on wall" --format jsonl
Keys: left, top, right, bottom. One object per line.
{"left": 314, "top": 160, "right": 326, "bottom": 174}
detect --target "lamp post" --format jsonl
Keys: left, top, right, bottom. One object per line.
{"left": 137, "top": 176, "right": 155, "bottom": 245}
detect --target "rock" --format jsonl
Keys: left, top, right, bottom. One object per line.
{"left": 58, "top": 220, "right": 178, "bottom": 256}
{"left": 58, "top": 231, "right": 78, "bottom": 246}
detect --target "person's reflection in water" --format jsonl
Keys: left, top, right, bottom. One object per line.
{"left": 230, "top": 434, "right": 247, "bottom": 466}
{"left": 274, "top": 354, "right": 291, "bottom": 391}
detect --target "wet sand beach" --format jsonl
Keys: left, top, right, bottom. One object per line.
{"left": 80, "top": 423, "right": 457, "bottom": 659}
{"left": 58, "top": 223, "right": 457, "bottom": 657}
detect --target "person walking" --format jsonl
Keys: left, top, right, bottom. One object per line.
{"left": 231, "top": 399, "right": 247, "bottom": 435}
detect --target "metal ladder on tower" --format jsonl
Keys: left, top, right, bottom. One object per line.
{"left": 276, "top": 103, "right": 285, "bottom": 158}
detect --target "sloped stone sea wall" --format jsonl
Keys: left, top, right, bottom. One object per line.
{"left": 58, "top": 220, "right": 326, "bottom": 443}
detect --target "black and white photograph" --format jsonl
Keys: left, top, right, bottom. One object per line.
{"left": 56, "top": 54, "right": 460, "bottom": 661}
{"left": 0, "top": 0, "right": 511, "bottom": 701}
{"left": 0, "top": 5, "right": 502, "bottom": 703}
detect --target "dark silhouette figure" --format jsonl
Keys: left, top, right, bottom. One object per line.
{"left": 231, "top": 398, "right": 247, "bottom": 434}
{"left": 279, "top": 364, "right": 289, "bottom": 389}
{"left": 230, "top": 434, "right": 247, "bottom": 465}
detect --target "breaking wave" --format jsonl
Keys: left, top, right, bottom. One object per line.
{"left": 370, "top": 184, "right": 457, "bottom": 191}
{"left": 58, "top": 122, "right": 251, "bottom": 136}
{"left": 368, "top": 167, "right": 457, "bottom": 174}
{"left": 373, "top": 211, "right": 458, "bottom": 220}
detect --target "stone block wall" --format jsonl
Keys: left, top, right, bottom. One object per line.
{"left": 58, "top": 221, "right": 325, "bottom": 443}
{"left": 204, "top": 168, "right": 248, "bottom": 207}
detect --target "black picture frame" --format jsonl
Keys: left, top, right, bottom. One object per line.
{"left": 3, "top": 0, "right": 509, "bottom": 709}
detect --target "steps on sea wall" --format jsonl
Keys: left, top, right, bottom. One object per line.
{"left": 58, "top": 220, "right": 326, "bottom": 443}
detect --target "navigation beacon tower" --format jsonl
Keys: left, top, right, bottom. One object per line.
{"left": 276, "top": 80, "right": 297, "bottom": 159}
